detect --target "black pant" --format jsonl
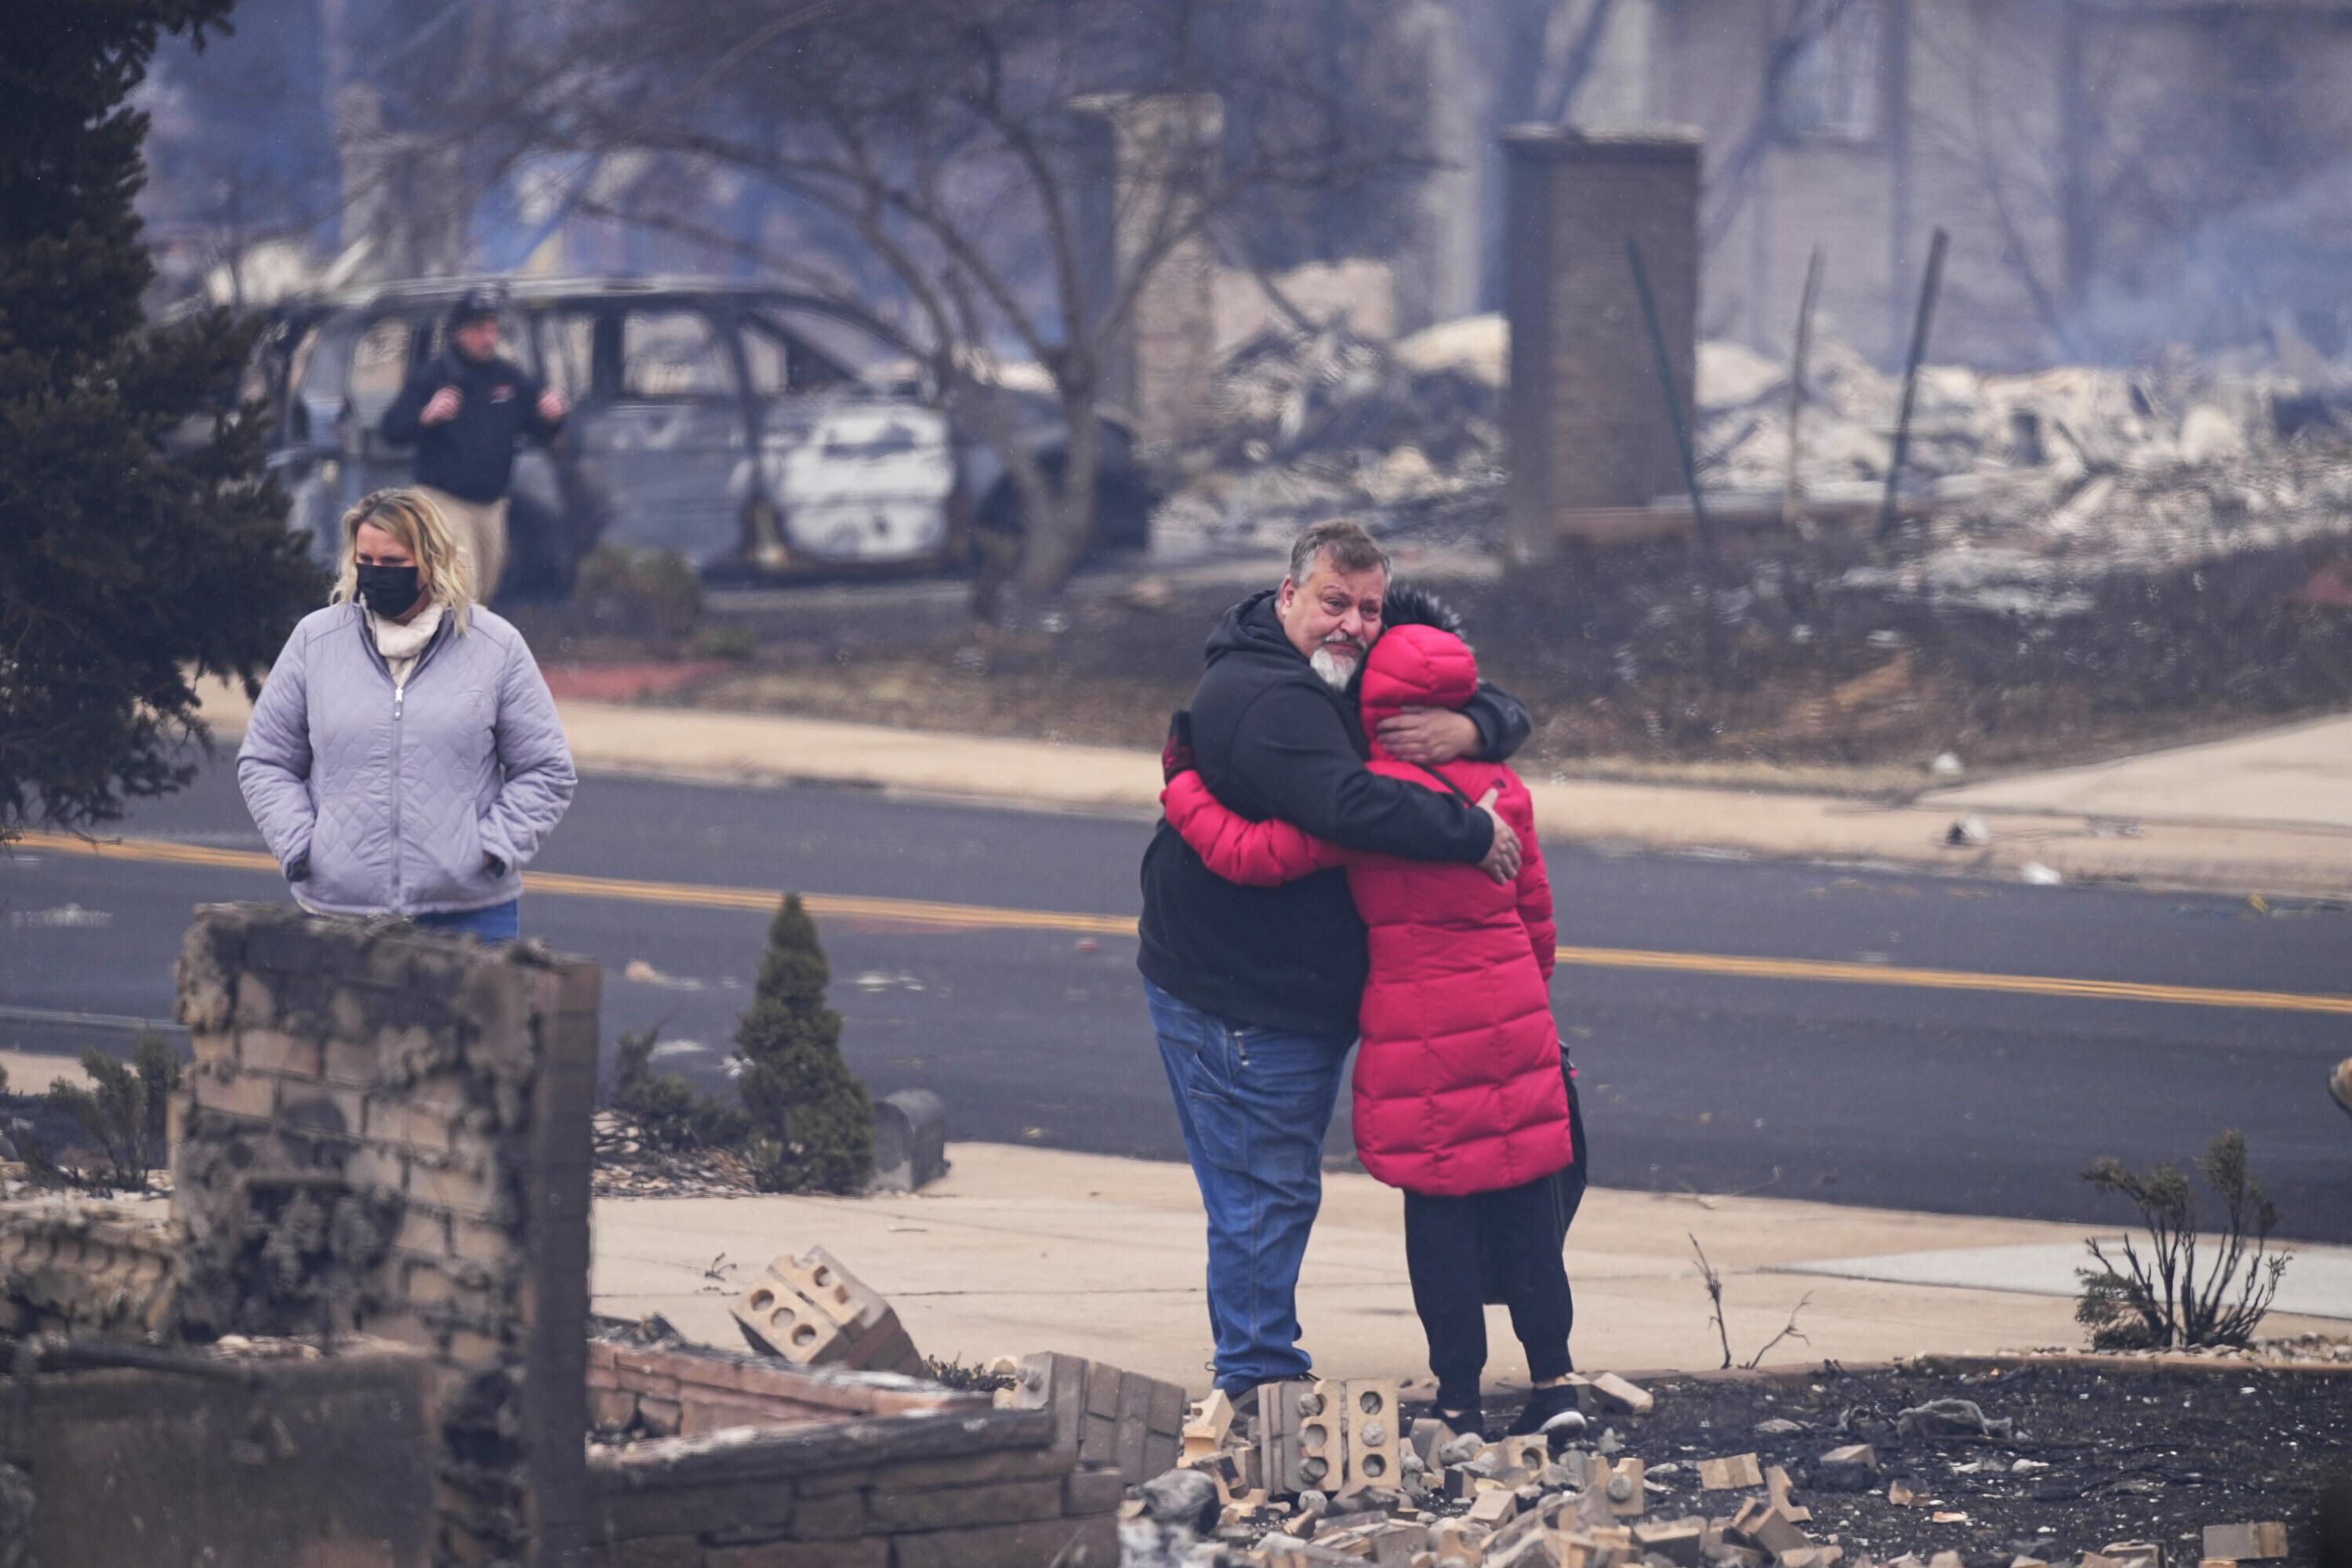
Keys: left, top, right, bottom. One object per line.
{"left": 1404, "top": 1172, "right": 1575, "bottom": 1402}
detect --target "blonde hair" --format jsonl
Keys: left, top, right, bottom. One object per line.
{"left": 331, "top": 488, "right": 473, "bottom": 632}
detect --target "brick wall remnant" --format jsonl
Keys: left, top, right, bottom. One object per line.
{"left": 0, "top": 1198, "right": 179, "bottom": 1342}
{"left": 588, "top": 1334, "right": 978, "bottom": 1442}
{"left": 588, "top": 1353, "right": 1121, "bottom": 1568}
{"left": 5, "top": 1348, "right": 437, "bottom": 1566}
{"left": 172, "top": 902, "right": 598, "bottom": 1568}
{"left": 1075, "top": 93, "right": 1225, "bottom": 450}
{"left": 1502, "top": 126, "right": 1704, "bottom": 563}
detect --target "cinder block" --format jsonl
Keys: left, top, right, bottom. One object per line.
{"left": 1183, "top": 1388, "right": 1236, "bottom": 1467}
{"left": 1298, "top": 1380, "right": 1343, "bottom": 1493}
{"left": 1633, "top": 1518, "right": 1706, "bottom": 1567}
{"left": 733, "top": 1269, "right": 851, "bottom": 1366}
{"left": 1699, "top": 1453, "right": 1765, "bottom": 1490}
{"left": 774, "top": 1245, "right": 891, "bottom": 1334}
{"left": 2202, "top": 1525, "right": 2288, "bottom": 1563}
{"left": 1591, "top": 1454, "right": 1643, "bottom": 1519}
{"left": 1493, "top": 1434, "right": 1547, "bottom": 1483}
{"left": 1586, "top": 1372, "right": 1652, "bottom": 1416}
{"left": 1765, "top": 1464, "right": 1810, "bottom": 1523}
{"left": 1341, "top": 1381, "right": 1402, "bottom": 1494}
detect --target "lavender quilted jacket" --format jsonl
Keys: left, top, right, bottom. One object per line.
{"left": 238, "top": 603, "right": 577, "bottom": 916}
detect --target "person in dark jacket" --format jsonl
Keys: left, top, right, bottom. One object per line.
{"left": 1138, "top": 518, "right": 1531, "bottom": 1403}
{"left": 379, "top": 288, "right": 564, "bottom": 601}
{"left": 1163, "top": 615, "right": 1584, "bottom": 1440}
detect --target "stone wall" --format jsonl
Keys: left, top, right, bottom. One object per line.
{"left": 172, "top": 902, "right": 598, "bottom": 1568}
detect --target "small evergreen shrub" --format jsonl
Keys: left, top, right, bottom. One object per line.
{"left": 735, "top": 894, "right": 873, "bottom": 1193}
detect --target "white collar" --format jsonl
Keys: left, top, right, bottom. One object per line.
{"left": 368, "top": 601, "right": 445, "bottom": 662}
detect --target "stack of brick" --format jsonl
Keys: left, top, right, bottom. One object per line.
{"left": 0, "top": 1198, "right": 178, "bottom": 1341}
{"left": 1011, "top": 1351, "right": 1189, "bottom": 1486}
{"left": 586, "top": 1359, "right": 1122, "bottom": 1567}
{"left": 172, "top": 902, "right": 597, "bottom": 1568}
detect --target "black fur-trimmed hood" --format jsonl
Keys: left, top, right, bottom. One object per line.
{"left": 1381, "top": 583, "right": 1468, "bottom": 645}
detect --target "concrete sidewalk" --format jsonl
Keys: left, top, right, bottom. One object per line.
{"left": 591, "top": 1143, "right": 2348, "bottom": 1396}
{"left": 193, "top": 677, "right": 2352, "bottom": 896}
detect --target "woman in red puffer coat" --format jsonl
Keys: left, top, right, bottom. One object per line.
{"left": 1161, "top": 610, "right": 1582, "bottom": 1439}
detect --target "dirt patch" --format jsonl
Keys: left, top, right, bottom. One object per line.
{"left": 1415, "top": 1357, "right": 2352, "bottom": 1563}
{"left": 515, "top": 530, "right": 2352, "bottom": 789}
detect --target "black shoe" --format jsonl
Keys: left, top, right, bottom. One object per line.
{"left": 1507, "top": 1383, "right": 1588, "bottom": 1442}
{"left": 1432, "top": 1389, "right": 1485, "bottom": 1441}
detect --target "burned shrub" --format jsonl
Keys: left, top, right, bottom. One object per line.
{"left": 42, "top": 1033, "right": 181, "bottom": 1192}
{"left": 610, "top": 1025, "right": 751, "bottom": 1152}
{"left": 2075, "top": 1128, "right": 2291, "bottom": 1350}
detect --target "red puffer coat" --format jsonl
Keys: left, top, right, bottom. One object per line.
{"left": 1160, "top": 623, "right": 1572, "bottom": 1198}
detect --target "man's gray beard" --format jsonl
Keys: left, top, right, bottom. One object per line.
{"left": 1309, "top": 645, "right": 1359, "bottom": 691}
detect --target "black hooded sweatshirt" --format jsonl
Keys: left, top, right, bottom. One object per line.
{"left": 1137, "top": 589, "right": 1532, "bottom": 1039}
{"left": 380, "top": 350, "right": 562, "bottom": 503}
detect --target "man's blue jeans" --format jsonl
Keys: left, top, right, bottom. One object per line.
{"left": 1145, "top": 980, "right": 1353, "bottom": 1397}
{"left": 414, "top": 899, "right": 521, "bottom": 942}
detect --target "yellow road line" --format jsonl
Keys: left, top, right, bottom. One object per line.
{"left": 18, "top": 831, "right": 2352, "bottom": 1015}
{"left": 9, "top": 831, "right": 1137, "bottom": 936}
{"left": 1549, "top": 945, "right": 2352, "bottom": 1017}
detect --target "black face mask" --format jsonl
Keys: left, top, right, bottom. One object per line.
{"left": 355, "top": 563, "right": 423, "bottom": 619}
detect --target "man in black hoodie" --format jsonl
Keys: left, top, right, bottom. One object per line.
{"left": 380, "top": 289, "right": 565, "bottom": 601}
{"left": 1139, "top": 518, "right": 1531, "bottom": 1402}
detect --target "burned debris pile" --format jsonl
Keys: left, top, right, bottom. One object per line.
{"left": 1118, "top": 1363, "right": 2344, "bottom": 1568}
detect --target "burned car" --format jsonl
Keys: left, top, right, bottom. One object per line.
{"left": 245, "top": 277, "right": 1152, "bottom": 597}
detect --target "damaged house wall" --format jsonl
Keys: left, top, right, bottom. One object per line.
{"left": 1658, "top": 0, "right": 2352, "bottom": 368}
{"left": 172, "top": 902, "right": 597, "bottom": 1567}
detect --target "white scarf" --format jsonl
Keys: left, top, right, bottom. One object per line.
{"left": 368, "top": 601, "right": 446, "bottom": 691}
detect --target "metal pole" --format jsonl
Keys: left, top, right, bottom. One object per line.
{"left": 1784, "top": 244, "right": 1824, "bottom": 533}
{"left": 1624, "top": 236, "right": 1722, "bottom": 676}
{"left": 1878, "top": 225, "right": 1948, "bottom": 540}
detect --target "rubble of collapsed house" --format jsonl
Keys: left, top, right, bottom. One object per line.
{"left": 1146, "top": 318, "right": 1511, "bottom": 558}
{"left": 1149, "top": 310, "right": 2352, "bottom": 621}
{"left": 1108, "top": 1373, "right": 2303, "bottom": 1568}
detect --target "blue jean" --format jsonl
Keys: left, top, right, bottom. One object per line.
{"left": 1145, "top": 981, "right": 1353, "bottom": 1397}
{"left": 413, "top": 899, "right": 521, "bottom": 942}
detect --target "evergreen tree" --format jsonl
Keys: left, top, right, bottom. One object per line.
{"left": 735, "top": 895, "right": 873, "bottom": 1193}
{"left": 1, "top": 1, "right": 321, "bottom": 842}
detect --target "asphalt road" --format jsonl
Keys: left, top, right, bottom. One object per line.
{"left": 5, "top": 764, "right": 2349, "bottom": 1243}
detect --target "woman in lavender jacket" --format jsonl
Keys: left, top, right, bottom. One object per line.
{"left": 238, "top": 489, "right": 575, "bottom": 941}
